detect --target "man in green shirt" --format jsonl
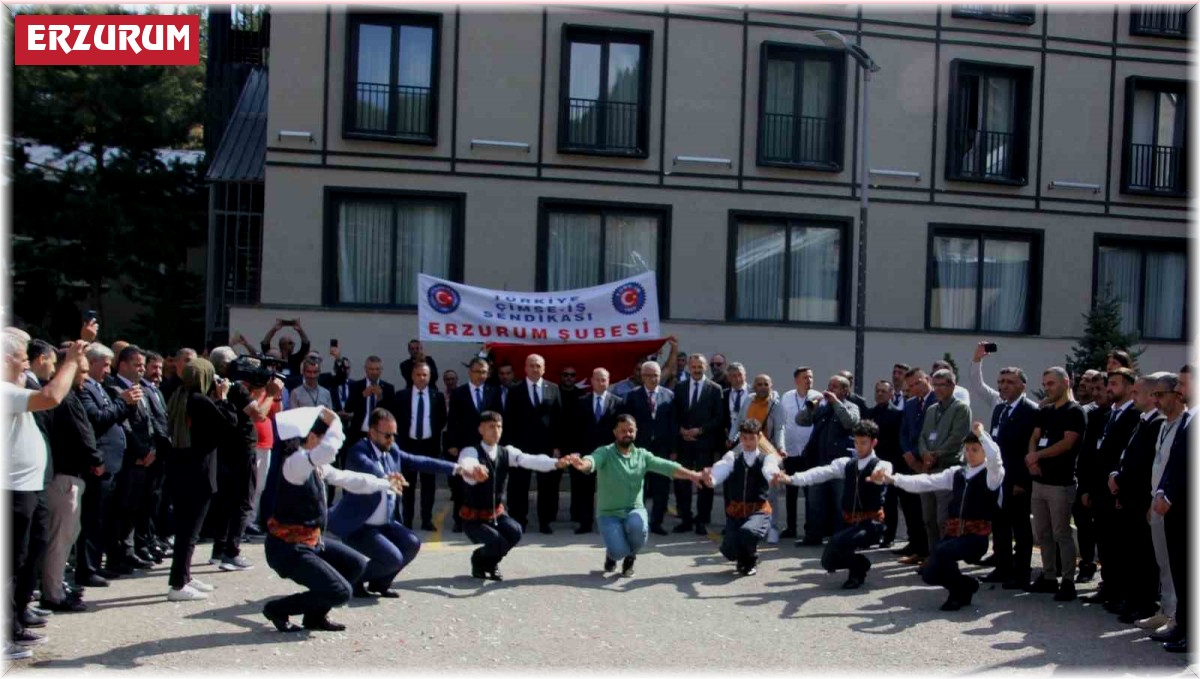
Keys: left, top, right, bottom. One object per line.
{"left": 566, "top": 414, "right": 705, "bottom": 576}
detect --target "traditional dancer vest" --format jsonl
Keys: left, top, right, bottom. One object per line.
{"left": 725, "top": 452, "right": 772, "bottom": 519}
{"left": 944, "top": 467, "right": 999, "bottom": 537}
{"left": 460, "top": 446, "right": 511, "bottom": 522}
{"left": 841, "top": 457, "right": 886, "bottom": 525}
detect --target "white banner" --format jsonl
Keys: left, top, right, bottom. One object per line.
{"left": 418, "top": 272, "right": 661, "bottom": 344}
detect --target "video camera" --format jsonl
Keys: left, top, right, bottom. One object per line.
{"left": 228, "top": 354, "right": 287, "bottom": 388}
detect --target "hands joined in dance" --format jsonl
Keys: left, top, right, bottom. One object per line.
{"left": 868, "top": 468, "right": 894, "bottom": 485}
{"left": 386, "top": 472, "right": 410, "bottom": 495}
{"left": 769, "top": 471, "right": 792, "bottom": 487}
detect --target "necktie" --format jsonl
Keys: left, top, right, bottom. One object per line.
{"left": 649, "top": 391, "right": 657, "bottom": 418}
{"left": 595, "top": 396, "right": 603, "bottom": 422}
{"left": 999, "top": 404, "right": 1013, "bottom": 430}
{"left": 733, "top": 389, "right": 743, "bottom": 413}
{"left": 692, "top": 381, "right": 700, "bottom": 408}
{"left": 416, "top": 391, "right": 426, "bottom": 440}
{"left": 532, "top": 383, "right": 541, "bottom": 408}
{"left": 474, "top": 387, "right": 483, "bottom": 411}
{"left": 367, "top": 382, "right": 375, "bottom": 413}
{"left": 1104, "top": 407, "right": 1119, "bottom": 438}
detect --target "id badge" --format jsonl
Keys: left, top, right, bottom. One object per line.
{"left": 1038, "top": 437, "right": 1049, "bottom": 448}
{"left": 991, "top": 426, "right": 999, "bottom": 438}
{"left": 928, "top": 432, "right": 938, "bottom": 442}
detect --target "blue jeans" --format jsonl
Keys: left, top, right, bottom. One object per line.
{"left": 598, "top": 509, "right": 648, "bottom": 561}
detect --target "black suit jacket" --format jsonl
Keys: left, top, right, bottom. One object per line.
{"left": 346, "top": 378, "right": 396, "bottom": 435}
{"left": 320, "top": 373, "right": 353, "bottom": 414}
{"left": 1085, "top": 403, "right": 1141, "bottom": 498}
{"left": 722, "top": 386, "right": 750, "bottom": 442}
{"left": 446, "top": 382, "right": 502, "bottom": 453}
{"left": 988, "top": 396, "right": 1039, "bottom": 491}
{"left": 78, "top": 377, "right": 133, "bottom": 476}
{"left": 674, "top": 378, "right": 725, "bottom": 461}
{"left": 847, "top": 393, "right": 869, "bottom": 414}
{"left": 106, "top": 376, "right": 155, "bottom": 466}
{"left": 622, "top": 387, "right": 676, "bottom": 457}
{"left": 48, "top": 390, "right": 102, "bottom": 478}
{"left": 1115, "top": 413, "right": 1164, "bottom": 510}
{"left": 386, "top": 387, "right": 446, "bottom": 451}
{"left": 572, "top": 391, "right": 622, "bottom": 455}
{"left": 504, "top": 379, "right": 564, "bottom": 454}
{"left": 866, "top": 402, "right": 904, "bottom": 465}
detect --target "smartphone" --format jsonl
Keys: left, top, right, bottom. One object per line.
{"left": 281, "top": 319, "right": 295, "bottom": 327}
{"left": 83, "top": 310, "right": 98, "bottom": 324}
{"left": 330, "top": 339, "right": 339, "bottom": 348}
{"left": 984, "top": 342, "right": 998, "bottom": 354}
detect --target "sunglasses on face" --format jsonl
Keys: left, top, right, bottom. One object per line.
{"left": 1152, "top": 391, "right": 1176, "bottom": 398}
{"left": 562, "top": 373, "right": 576, "bottom": 379}
{"left": 372, "top": 430, "right": 397, "bottom": 440}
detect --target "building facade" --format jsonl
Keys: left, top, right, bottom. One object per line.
{"left": 228, "top": 4, "right": 1192, "bottom": 385}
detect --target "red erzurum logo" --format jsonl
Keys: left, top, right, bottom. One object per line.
{"left": 15, "top": 15, "right": 200, "bottom": 66}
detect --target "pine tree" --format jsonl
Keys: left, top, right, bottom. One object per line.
{"left": 1065, "top": 285, "right": 1144, "bottom": 378}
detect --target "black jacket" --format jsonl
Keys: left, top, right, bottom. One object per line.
{"left": 320, "top": 373, "right": 353, "bottom": 414}
{"left": 446, "top": 382, "right": 502, "bottom": 452}
{"left": 504, "top": 379, "right": 564, "bottom": 454}
{"left": 385, "top": 387, "right": 446, "bottom": 448}
{"left": 78, "top": 376, "right": 133, "bottom": 476}
{"left": 176, "top": 393, "right": 239, "bottom": 494}
{"left": 621, "top": 387, "right": 676, "bottom": 457}
{"left": 105, "top": 375, "right": 155, "bottom": 466}
{"left": 48, "top": 390, "right": 103, "bottom": 478}
{"left": 1083, "top": 402, "right": 1141, "bottom": 498}
{"left": 865, "top": 402, "right": 904, "bottom": 465}
{"left": 572, "top": 391, "right": 622, "bottom": 455}
{"left": 674, "top": 378, "right": 725, "bottom": 460}
{"left": 1114, "top": 413, "right": 1164, "bottom": 511}
{"left": 988, "top": 396, "right": 1039, "bottom": 491}
{"left": 1157, "top": 410, "right": 1192, "bottom": 513}
{"left": 346, "top": 378, "right": 396, "bottom": 435}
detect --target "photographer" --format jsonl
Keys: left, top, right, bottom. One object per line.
{"left": 164, "top": 357, "right": 239, "bottom": 601}
{"left": 206, "top": 347, "right": 270, "bottom": 572}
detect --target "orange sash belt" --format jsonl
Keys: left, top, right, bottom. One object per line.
{"left": 843, "top": 509, "right": 885, "bottom": 525}
{"left": 460, "top": 503, "right": 506, "bottom": 522}
{"left": 727, "top": 500, "right": 772, "bottom": 519}
{"left": 943, "top": 518, "right": 992, "bottom": 536}
{"left": 267, "top": 518, "right": 321, "bottom": 547}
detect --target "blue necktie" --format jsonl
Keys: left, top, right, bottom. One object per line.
{"left": 416, "top": 391, "right": 426, "bottom": 439}
{"left": 533, "top": 383, "right": 541, "bottom": 408}
{"left": 595, "top": 396, "right": 603, "bottom": 422}
{"left": 692, "top": 381, "right": 700, "bottom": 408}
{"left": 733, "top": 389, "right": 743, "bottom": 413}
{"left": 475, "top": 387, "right": 483, "bottom": 411}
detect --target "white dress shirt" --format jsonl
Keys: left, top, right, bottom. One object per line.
{"left": 361, "top": 379, "right": 380, "bottom": 432}
{"left": 526, "top": 378, "right": 544, "bottom": 406}
{"left": 366, "top": 441, "right": 398, "bottom": 526}
{"left": 892, "top": 432, "right": 1004, "bottom": 494}
{"left": 281, "top": 418, "right": 390, "bottom": 494}
{"left": 408, "top": 387, "right": 433, "bottom": 440}
{"left": 780, "top": 388, "right": 822, "bottom": 458}
{"left": 786, "top": 453, "right": 893, "bottom": 488}
{"left": 710, "top": 447, "right": 780, "bottom": 486}
{"left": 458, "top": 443, "right": 559, "bottom": 484}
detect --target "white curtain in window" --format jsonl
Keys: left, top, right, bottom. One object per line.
{"left": 395, "top": 203, "right": 452, "bottom": 306}
{"left": 735, "top": 223, "right": 786, "bottom": 320}
{"left": 1097, "top": 246, "right": 1142, "bottom": 336}
{"left": 931, "top": 236, "right": 978, "bottom": 330}
{"left": 1143, "top": 250, "right": 1186, "bottom": 338}
{"left": 547, "top": 212, "right": 601, "bottom": 290}
{"left": 788, "top": 226, "right": 840, "bottom": 322}
{"left": 604, "top": 214, "right": 658, "bottom": 283}
{"left": 337, "top": 202, "right": 393, "bottom": 304}
{"left": 980, "top": 239, "right": 1030, "bottom": 333}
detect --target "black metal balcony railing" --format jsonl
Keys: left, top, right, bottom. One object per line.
{"left": 761, "top": 113, "right": 834, "bottom": 165}
{"left": 952, "top": 4, "right": 1037, "bottom": 24}
{"left": 353, "top": 82, "right": 432, "bottom": 137}
{"left": 951, "top": 128, "right": 1017, "bottom": 180}
{"left": 1126, "top": 143, "right": 1186, "bottom": 193}
{"left": 566, "top": 98, "right": 641, "bottom": 152}
{"left": 1132, "top": 5, "right": 1188, "bottom": 37}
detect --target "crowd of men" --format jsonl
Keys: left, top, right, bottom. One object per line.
{"left": 3, "top": 316, "right": 1192, "bottom": 659}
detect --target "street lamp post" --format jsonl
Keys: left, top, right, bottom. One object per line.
{"left": 814, "top": 29, "right": 879, "bottom": 394}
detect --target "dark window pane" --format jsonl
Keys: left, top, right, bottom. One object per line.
{"left": 355, "top": 24, "right": 392, "bottom": 132}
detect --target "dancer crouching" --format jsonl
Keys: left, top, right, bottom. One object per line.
{"left": 707, "top": 419, "right": 780, "bottom": 575}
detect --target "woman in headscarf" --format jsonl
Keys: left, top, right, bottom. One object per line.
{"left": 164, "top": 357, "right": 238, "bottom": 601}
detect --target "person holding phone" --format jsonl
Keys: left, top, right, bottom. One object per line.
{"left": 260, "top": 318, "right": 311, "bottom": 380}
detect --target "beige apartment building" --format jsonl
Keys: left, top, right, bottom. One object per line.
{"left": 220, "top": 3, "right": 1192, "bottom": 385}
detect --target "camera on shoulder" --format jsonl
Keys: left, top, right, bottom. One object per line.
{"left": 228, "top": 354, "right": 287, "bottom": 388}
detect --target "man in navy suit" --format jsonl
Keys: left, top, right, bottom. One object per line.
{"left": 893, "top": 368, "right": 937, "bottom": 563}
{"left": 621, "top": 360, "right": 676, "bottom": 535}
{"left": 384, "top": 362, "right": 445, "bottom": 531}
{"left": 76, "top": 343, "right": 138, "bottom": 585}
{"left": 503, "top": 354, "right": 565, "bottom": 533}
{"left": 445, "top": 358, "right": 502, "bottom": 532}
{"left": 568, "top": 367, "right": 623, "bottom": 534}
{"left": 345, "top": 356, "right": 395, "bottom": 446}
{"left": 328, "top": 408, "right": 478, "bottom": 598}
{"left": 673, "top": 354, "right": 725, "bottom": 535}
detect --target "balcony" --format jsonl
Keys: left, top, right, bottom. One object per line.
{"left": 564, "top": 98, "right": 641, "bottom": 153}
{"left": 1131, "top": 5, "right": 1188, "bottom": 37}
{"left": 1125, "top": 143, "right": 1187, "bottom": 195}
{"left": 351, "top": 82, "right": 432, "bottom": 139}
{"left": 760, "top": 113, "right": 836, "bottom": 167}
{"left": 949, "top": 128, "right": 1020, "bottom": 183}
{"left": 951, "top": 4, "right": 1037, "bottom": 25}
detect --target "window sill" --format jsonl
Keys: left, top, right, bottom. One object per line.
{"left": 757, "top": 159, "right": 844, "bottom": 173}
{"left": 324, "top": 303, "right": 419, "bottom": 312}
{"left": 557, "top": 147, "right": 650, "bottom": 160}
{"left": 725, "top": 317, "right": 849, "bottom": 329}
{"left": 950, "top": 11, "right": 1037, "bottom": 26}
{"left": 343, "top": 131, "right": 437, "bottom": 146}
{"left": 924, "top": 325, "right": 1039, "bottom": 337}
{"left": 1129, "top": 28, "right": 1188, "bottom": 40}
{"left": 1119, "top": 186, "right": 1189, "bottom": 199}
{"left": 944, "top": 173, "right": 1028, "bottom": 188}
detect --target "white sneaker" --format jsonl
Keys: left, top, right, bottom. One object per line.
{"left": 167, "top": 585, "right": 208, "bottom": 601}
{"left": 187, "top": 578, "right": 215, "bottom": 593}
{"left": 207, "top": 558, "right": 222, "bottom": 566}
{"left": 766, "top": 527, "right": 780, "bottom": 545}
{"left": 4, "top": 643, "right": 32, "bottom": 660}
{"left": 1136, "top": 611, "right": 1169, "bottom": 629}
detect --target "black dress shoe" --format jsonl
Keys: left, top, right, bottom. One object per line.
{"left": 370, "top": 588, "right": 400, "bottom": 599}
{"left": 671, "top": 523, "right": 693, "bottom": 534}
{"left": 978, "top": 555, "right": 997, "bottom": 567}
{"left": 797, "top": 537, "right": 823, "bottom": 547}
{"left": 487, "top": 568, "right": 503, "bottom": 581}
{"left": 574, "top": 526, "right": 592, "bottom": 535}
{"left": 1025, "top": 576, "right": 1058, "bottom": 594}
{"left": 123, "top": 556, "right": 154, "bottom": 570}
{"left": 959, "top": 578, "right": 981, "bottom": 606}
{"left": 303, "top": 616, "right": 347, "bottom": 632}
{"left": 778, "top": 528, "right": 797, "bottom": 539}
{"left": 539, "top": 524, "right": 554, "bottom": 535}
{"left": 352, "top": 583, "right": 373, "bottom": 598}
{"left": 263, "top": 609, "right": 302, "bottom": 633}
{"left": 1150, "top": 627, "right": 1181, "bottom": 642}
{"left": 39, "top": 598, "right": 86, "bottom": 613}
{"left": 96, "top": 568, "right": 121, "bottom": 579}
{"left": 471, "top": 568, "right": 489, "bottom": 580}
{"left": 19, "top": 611, "right": 47, "bottom": 628}
{"left": 135, "top": 549, "right": 157, "bottom": 563}
{"left": 940, "top": 595, "right": 964, "bottom": 611}
{"left": 891, "top": 545, "right": 917, "bottom": 556}
{"left": 982, "top": 569, "right": 1010, "bottom": 584}
{"left": 603, "top": 557, "right": 617, "bottom": 573}
{"left": 106, "top": 563, "right": 135, "bottom": 576}
{"left": 621, "top": 556, "right": 636, "bottom": 577}
{"left": 1075, "top": 562, "right": 1096, "bottom": 583}
{"left": 693, "top": 524, "right": 707, "bottom": 536}
{"left": 420, "top": 522, "right": 435, "bottom": 532}
{"left": 76, "top": 574, "right": 109, "bottom": 588}
{"left": 1164, "top": 639, "right": 1188, "bottom": 653}
{"left": 649, "top": 525, "right": 668, "bottom": 536}
{"left": 842, "top": 575, "right": 865, "bottom": 589}
{"left": 1053, "top": 580, "right": 1077, "bottom": 602}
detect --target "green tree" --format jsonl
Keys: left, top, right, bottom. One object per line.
{"left": 1065, "top": 286, "right": 1144, "bottom": 378}
{"left": 9, "top": 4, "right": 208, "bottom": 349}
